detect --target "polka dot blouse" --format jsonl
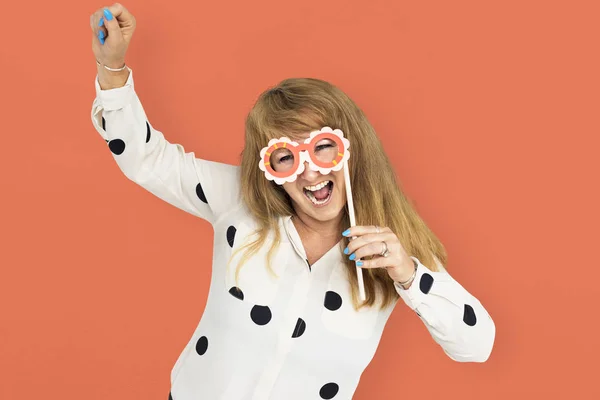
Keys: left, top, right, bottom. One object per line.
{"left": 90, "top": 69, "right": 496, "bottom": 400}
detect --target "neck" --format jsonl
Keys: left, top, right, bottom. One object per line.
{"left": 291, "top": 208, "right": 344, "bottom": 242}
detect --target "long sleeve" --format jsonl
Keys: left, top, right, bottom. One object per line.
{"left": 90, "top": 68, "right": 241, "bottom": 225}
{"left": 395, "top": 256, "right": 496, "bottom": 362}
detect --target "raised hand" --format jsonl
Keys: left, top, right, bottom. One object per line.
{"left": 90, "top": 3, "right": 136, "bottom": 70}
{"left": 342, "top": 225, "right": 417, "bottom": 287}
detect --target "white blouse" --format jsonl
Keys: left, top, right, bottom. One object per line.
{"left": 90, "top": 69, "right": 495, "bottom": 400}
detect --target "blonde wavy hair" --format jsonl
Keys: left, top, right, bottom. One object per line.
{"left": 229, "top": 77, "right": 447, "bottom": 310}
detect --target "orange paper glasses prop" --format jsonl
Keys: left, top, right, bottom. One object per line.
{"left": 258, "top": 127, "right": 366, "bottom": 301}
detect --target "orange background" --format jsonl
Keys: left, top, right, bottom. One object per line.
{"left": 1, "top": 0, "right": 598, "bottom": 399}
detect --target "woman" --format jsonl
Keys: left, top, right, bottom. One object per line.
{"left": 90, "top": 4, "right": 495, "bottom": 400}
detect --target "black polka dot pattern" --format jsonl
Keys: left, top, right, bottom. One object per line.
{"left": 292, "top": 318, "right": 306, "bottom": 338}
{"left": 101, "top": 119, "right": 150, "bottom": 152}
{"left": 108, "top": 139, "right": 126, "bottom": 155}
{"left": 463, "top": 304, "right": 477, "bottom": 326}
{"left": 196, "top": 183, "right": 208, "bottom": 204}
{"left": 319, "top": 382, "right": 339, "bottom": 399}
{"left": 195, "top": 336, "right": 208, "bottom": 355}
{"left": 168, "top": 392, "right": 173, "bottom": 400}
{"left": 226, "top": 226, "right": 237, "bottom": 247}
{"left": 251, "top": 305, "right": 272, "bottom": 325}
{"left": 419, "top": 273, "right": 434, "bottom": 294}
{"left": 229, "top": 286, "right": 244, "bottom": 300}
{"left": 101, "top": 117, "right": 108, "bottom": 143}
{"left": 324, "top": 291, "right": 342, "bottom": 311}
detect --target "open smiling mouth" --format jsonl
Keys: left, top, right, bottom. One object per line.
{"left": 303, "top": 180, "right": 334, "bottom": 206}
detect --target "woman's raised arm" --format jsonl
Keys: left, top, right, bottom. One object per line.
{"left": 90, "top": 4, "right": 241, "bottom": 224}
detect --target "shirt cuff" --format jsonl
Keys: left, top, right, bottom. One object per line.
{"left": 94, "top": 67, "right": 135, "bottom": 111}
{"left": 394, "top": 256, "right": 452, "bottom": 310}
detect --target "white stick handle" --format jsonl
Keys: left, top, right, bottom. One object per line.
{"left": 343, "top": 161, "right": 366, "bottom": 301}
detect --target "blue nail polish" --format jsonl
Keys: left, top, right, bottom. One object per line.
{"left": 99, "top": 30, "right": 104, "bottom": 39}
{"left": 99, "top": 35, "right": 105, "bottom": 45}
{"left": 103, "top": 8, "right": 113, "bottom": 20}
{"left": 349, "top": 253, "right": 355, "bottom": 261}
{"left": 342, "top": 229, "right": 351, "bottom": 236}
{"left": 99, "top": 17, "right": 104, "bottom": 27}
{"left": 356, "top": 261, "right": 363, "bottom": 267}
{"left": 343, "top": 247, "right": 349, "bottom": 255}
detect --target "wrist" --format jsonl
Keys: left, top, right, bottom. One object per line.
{"left": 395, "top": 258, "right": 418, "bottom": 290}
{"left": 97, "top": 57, "right": 126, "bottom": 70}
{"left": 97, "top": 63, "right": 130, "bottom": 90}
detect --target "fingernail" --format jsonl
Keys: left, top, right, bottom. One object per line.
{"left": 99, "top": 30, "right": 104, "bottom": 39}
{"left": 103, "top": 8, "right": 113, "bottom": 20}
{"left": 349, "top": 253, "right": 355, "bottom": 261}
{"left": 343, "top": 247, "right": 349, "bottom": 255}
{"left": 356, "top": 261, "right": 363, "bottom": 267}
{"left": 342, "top": 229, "right": 351, "bottom": 236}
{"left": 99, "top": 17, "right": 104, "bottom": 27}
{"left": 99, "top": 35, "right": 105, "bottom": 45}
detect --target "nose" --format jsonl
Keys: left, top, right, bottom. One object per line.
{"left": 299, "top": 161, "right": 320, "bottom": 181}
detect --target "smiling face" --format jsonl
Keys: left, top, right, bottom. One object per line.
{"left": 268, "top": 133, "right": 348, "bottom": 223}
{"left": 282, "top": 165, "right": 346, "bottom": 223}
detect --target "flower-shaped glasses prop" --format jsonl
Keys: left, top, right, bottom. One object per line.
{"left": 259, "top": 127, "right": 350, "bottom": 185}
{"left": 258, "top": 127, "right": 366, "bottom": 301}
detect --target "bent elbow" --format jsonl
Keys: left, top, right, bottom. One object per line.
{"left": 447, "top": 317, "right": 496, "bottom": 363}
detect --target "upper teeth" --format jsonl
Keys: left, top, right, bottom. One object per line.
{"left": 304, "top": 181, "right": 330, "bottom": 191}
